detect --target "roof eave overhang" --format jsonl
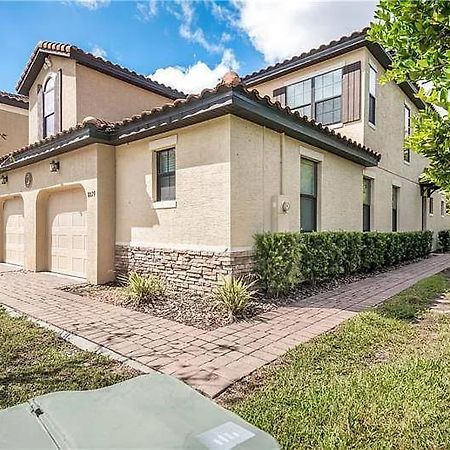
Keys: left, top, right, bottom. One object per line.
{"left": 245, "top": 35, "right": 367, "bottom": 87}
{"left": 0, "top": 126, "right": 110, "bottom": 173}
{"left": 16, "top": 48, "right": 70, "bottom": 95}
{"left": 245, "top": 38, "right": 425, "bottom": 111}
{"left": 0, "top": 97, "right": 28, "bottom": 110}
{"left": 0, "top": 87, "right": 379, "bottom": 173}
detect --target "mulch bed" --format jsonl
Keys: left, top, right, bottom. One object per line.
{"left": 61, "top": 256, "right": 431, "bottom": 331}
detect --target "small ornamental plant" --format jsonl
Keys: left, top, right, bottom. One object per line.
{"left": 118, "top": 272, "right": 166, "bottom": 305}
{"left": 212, "top": 276, "right": 256, "bottom": 319}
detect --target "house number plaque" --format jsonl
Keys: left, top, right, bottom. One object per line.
{"left": 25, "top": 172, "right": 33, "bottom": 188}
{"left": 87, "top": 191, "right": 96, "bottom": 198}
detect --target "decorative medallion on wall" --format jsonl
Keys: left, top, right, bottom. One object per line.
{"left": 25, "top": 172, "right": 33, "bottom": 188}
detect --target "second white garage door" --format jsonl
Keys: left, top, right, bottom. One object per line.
{"left": 3, "top": 197, "right": 25, "bottom": 266}
{"left": 48, "top": 189, "right": 88, "bottom": 278}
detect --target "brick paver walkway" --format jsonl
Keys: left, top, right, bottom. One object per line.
{"left": 1, "top": 254, "right": 449, "bottom": 397}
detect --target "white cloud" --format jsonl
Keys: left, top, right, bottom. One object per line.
{"left": 91, "top": 45, "right": 107, "bottom": 59}
{"left": 136, "top": 0, "right": 158, "bottom": 22}
{"left": 150, "top": 49, "right": 240, "bottom": 94}
{"left": 232, "top": 0, "right": 377, "bottom": 63}
{"left": 70, "top": 0, "right": 110, "bottom": 10}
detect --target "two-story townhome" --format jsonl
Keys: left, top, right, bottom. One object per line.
{"left": 0, "top": 29, "right": 448, "bottom": 293}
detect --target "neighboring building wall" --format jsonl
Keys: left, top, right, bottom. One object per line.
{"left": 0, "top": 104, "right": 28, "bottom": 155}
{"left": 75, "top": 64, "right": 173, "bottom": 124}
{"left": 28, "top": 56, "right": 77, "bottom": 144}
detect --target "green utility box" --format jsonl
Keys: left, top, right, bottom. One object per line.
{"left": 0, "top": 374, "right": 279, "bottom": 449}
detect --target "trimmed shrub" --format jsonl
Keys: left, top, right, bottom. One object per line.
{"left": 255, "top": 230, "right": 433, "bottom": 296}
{"left": 438, "top": 230, "right": 450, "bottom": 252}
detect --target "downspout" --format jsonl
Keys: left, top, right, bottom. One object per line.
{"left": 280, "top": 132, "right": 286, "bottom": 195}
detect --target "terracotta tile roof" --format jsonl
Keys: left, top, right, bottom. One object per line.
{"left": 0, "top": 91, "right": 29, "bottom": 109}
{"left": 16, "top": 41, "right": 185, "bottom": 100}
{"left": 243, "top": 28, "right": 369, "bottom": 84}
{"left": 0, "top": 75, "right": 380, "bottom": 171}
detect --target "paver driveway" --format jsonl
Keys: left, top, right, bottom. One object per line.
{"left": 1, "top": 254, "right": 449, "bottom": 397}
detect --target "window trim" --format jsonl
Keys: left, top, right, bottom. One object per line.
{"left": 441, "top": 199, "right": 445, "bottom": 217}
{"left": 286, "top": 67, "right": 343, "bottom": 126}
{"left": 362, "top": 177, "right": 372, "bottom": 232}
{"left": 43, "top": 74, "right": 56, "bottom": 138}
{"left": 429, "top": 197, "right": 434, "bottom": 216}
{"left": 300, "top": 157, "right": 318, "bottom": 232}
{"left": 368, "top": 64, "right": 377, "bottom": 126}
{"left": 392, "top": 186, "right": 399, "bottom": 232}
{"left": 155, "top": 147, "right": 176, "bottom": 203}
{"left": 403, "top": 104, "right": 411, "bottom": 163}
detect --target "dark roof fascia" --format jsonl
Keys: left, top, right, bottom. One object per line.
{"left": 245, "top": 37, "right": 425, "bottom": 110}
{"left": 0, "top": 85, "right": 379, "bottom": 173}
{"left": 244, "top": 34, "right": 367, "bottom": 87}
{"left": 113, "top": 89, "right": 234, "bottom": 145}
{"left": 0, "top": 94, "right": 29, "bottom": 110}
{"left": 231, "top": 90, "right": 379, "bottom": 167}
{"left": 17, "top": 48, "right": 70, "bottom": 95}
{"left": 0, "top": 126, "right": 111, "bottom": 173}
{"left": 17, "top": 47, "right": 184, "bottom": 100}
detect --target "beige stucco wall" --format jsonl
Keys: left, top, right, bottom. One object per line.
{"left": 0, "top": 143, "right": 115, "bottom": 283}
{"left": 0, "top": 104, "right": 28, "bottom": 155}
{"left": 115, "top": 116, "right": 232, "bottom": 251}
{"left": 75, "top": 64, "right": 173, "bottom": 124}
{"left": 28, "top": 56, "right": 77, "bottom": 144}
{"left": 229, "top": 116, "right": 365, "bottom": 248}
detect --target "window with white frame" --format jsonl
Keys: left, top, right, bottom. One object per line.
{"left": 441, "top": 200, "right": 445, "bottom": 217}
{"left": 43, "top": 76, "right": 55, "bottom": 138}
{"left": 287, "top": 68, "right": 342, "bottom": 125}
{"left": 363, "top": 177, "right": 372, "bottom": 232}
{"left": 429, "top": 197, "right": 434, "bottom": 215}
{"left": 368, "top": 65, "right": 377, "bottom": 126}
{"left": 300, "top": 158, "right": 318, "bottom": 232}
{"left": 404, "top": 105, "right": 411, "bottom": 162}
{"left": 156, "top": 148, "right": 176, "bottom": 202}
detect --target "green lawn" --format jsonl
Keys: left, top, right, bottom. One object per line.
{"left": 227, "top": 273, "right": 450, "bottom": 450}
{"left": 0, "top": 309, "right": 135, "bottom": 409}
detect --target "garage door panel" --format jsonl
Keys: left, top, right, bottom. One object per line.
{"left": 3, "top": 197, "right": 24, "bottom": 266}
{"left": 48, "top": 189, "right": 87, "bottom": 278}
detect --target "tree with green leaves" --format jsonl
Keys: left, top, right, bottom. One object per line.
{"left": 369, "top": 0, "right": 450, "bottom": 189}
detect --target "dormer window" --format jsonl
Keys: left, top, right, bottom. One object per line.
{"left": 38, "top": 71, "right": 61, "bottom": 139}
{"left": 43, "top": 76, "right": 55, "bottom": 138}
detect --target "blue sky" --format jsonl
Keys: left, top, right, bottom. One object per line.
{"left": 0, "top": 1, "right": 376, "bottom": 94}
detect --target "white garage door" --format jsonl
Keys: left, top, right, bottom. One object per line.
{"left": 48, "top": 189, "right": 87, "bottom": 278}
{"left": 3, "top": 197, "right": 25, "bottom": 266}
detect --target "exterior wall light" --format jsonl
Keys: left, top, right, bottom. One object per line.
{"left": 0, "top": 175, "right": 8, "bottom": 185}
{"left": 50, "top": 160, "right": 60, "bottom": 173}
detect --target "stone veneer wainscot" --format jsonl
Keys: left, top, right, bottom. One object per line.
{"left": 115, "top": 245, "right": 254, "bottom": 293}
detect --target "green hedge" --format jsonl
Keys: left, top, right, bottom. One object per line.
{"left": 254, "top": 231, "right": 433, "bottom": 296}
{"left": 438, "top": 230, "right": 450, "bottom": 252}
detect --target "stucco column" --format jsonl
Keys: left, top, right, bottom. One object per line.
{"left": 22, "top": 191, "right": 39, "bottom": 271}
{"left": 84, "top": 143, "right": 116, "bottom": 284}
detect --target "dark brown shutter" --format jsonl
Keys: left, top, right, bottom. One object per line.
{"left": 54, "top": 70, "right": 62, "bottom": 133}
{"left": 273, "top": 86, "right": 286, "bottom": 107}
{"left": 37, "top": 84, "right": 44, "bottom": 140}
{"left": 342, "top": 61, "right": 361, "bottom": 123}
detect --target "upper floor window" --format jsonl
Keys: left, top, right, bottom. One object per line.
{"left": 368, "top": 65, "right": 377, "bottom": 126}
{"left": 43, "top": 76, "right": 55, "bottom": 138}
{"left": 156, "top": 148, "right": 176, "bottom": 202}
{"left": 300, "top": 158, "right": 318, "bottom": 232}
{"left": 404, "top": 105, "right": 411, "bottom": 162}
{"left": 287, "top": 68, "right": 342, "bottom": 126}
{"left": 363, "top": 177, "right": 372, "bottom": 232}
